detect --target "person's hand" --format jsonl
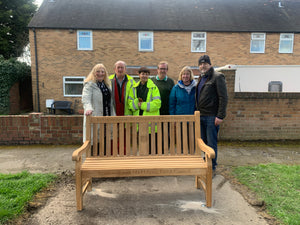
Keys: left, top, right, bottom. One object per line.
{"left": 85, "top": 110, "right": 93, "bottom": 116}
{"left": 215, "top": 117, "right": 223, "bottom": 126}
{"left": 138, "top": 102, "right": 142, "bottom": 108}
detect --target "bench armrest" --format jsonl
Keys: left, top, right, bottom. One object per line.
{"left": 197, "top": 138, "right": 215, "bottom": 159}
{"left": 72, "top": 141, "right": 90, "bottom": 161}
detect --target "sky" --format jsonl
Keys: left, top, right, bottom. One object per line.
{"left": 34, "top": 0, "right": 43, "bottom": 7}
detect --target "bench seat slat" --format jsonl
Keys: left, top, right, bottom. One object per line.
{"left": 82, "top": 157, "right": 206, "bottom": 171}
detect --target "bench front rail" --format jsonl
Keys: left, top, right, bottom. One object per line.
{"left": 72, "top": 111, "right": 215, "bottom": 211}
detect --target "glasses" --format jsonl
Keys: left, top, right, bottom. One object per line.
{"left": 158, "top": 68, "right": 167, "bottom": 70}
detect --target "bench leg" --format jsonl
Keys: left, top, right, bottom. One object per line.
{"left": 87, "top": 178, "right": 92, "bottom": 192}
{"left": 195, "top": 176, "right": 201, "bottom": 189}
{"left": 75, "top": 164, "right": 83, "bottom": 211}
{"left": 206, "top": 168, "right": 213, "bottom": 208}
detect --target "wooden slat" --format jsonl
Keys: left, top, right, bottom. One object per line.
{"left": 176, "top": 121, "right": 181, "bottom": 154}
{"left": 106, "top": 123, "right": 111, "bottom": 157}
{"left": 169, "top": 122, "right": 175, "bottom": 155}
{"left": 112, "top": 123, "right": 118, "bottom": 156}
{"left": 150, "top": 122, "right": 156, "bottom": 155}
{"left": 86, "top": 116, "right": 91, "bottom": 157}
{"left": 90, "top": 114, "right": 196, "bottom": 124}
{"left": 126, "top": 122, "right": 131, "bottom": 156}
{"left": 93, "top": 124, "right": 97, "bottom": 156}
{"left": 157, "top": 122, "right": 162, "bottom": 155}
{"left": 189, "top": 122, "right": 195, "bottom": 155}
{"left": 182, "top": 122, "right": 188, "bottom": 155}
{"left": 194, "top": 111, "right": 201, "bottom": 155}
{"left": 139, "top": 121, "right": 148, "bottom": 156}
{"left": 163, "top": 122, "right": 168, "bottom": 154}
{"left": 132, "top": 123, "right": 137, "bottom": 156}
{"left": 99, "top": 123, "right": 104, "bottom": 156}
{"left": 119, "top": 123, "right": 124, "bottom": 156}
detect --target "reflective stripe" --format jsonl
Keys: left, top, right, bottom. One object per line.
{"left": 147, "top": 102, "right": 150, "bottom": 111}
{"left": 128, "top": 96, "right": 134, "bottom": 100}
{"left": 133, "top": 102, "right": 138, "bottom": 110}
{"left": 133, "top": 87, "right": 136, "bottom": 98}
{"left": 152, "top": 96, "right": 161, "bottom": 100}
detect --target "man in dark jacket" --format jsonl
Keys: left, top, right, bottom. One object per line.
{"left": 195, "top": 55, "right": 228, "bottom": 174}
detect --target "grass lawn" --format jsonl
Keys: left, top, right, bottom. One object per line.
{"left": 0, "top": 171, "right": 56, "bottom": 224}
{"left": 232, "top": 163, "right": 300, "bottom": 225}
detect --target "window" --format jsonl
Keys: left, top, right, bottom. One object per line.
{"left": 77, "top": 30, "right": 93, "bottom": 50}
{"left": 139, "top": 31, "right": 153, "bottom": 51}
{"left": 279, "top": 33, "right": 294, "bottom": 53}
{"left": 250, "top": 33, "right": 265, "bottom": 53}
{"left": 63, "top": 76, "right": 85, "bottom": 97}
{"left": 191, "top": 32, "right": 206, "bottom": 52}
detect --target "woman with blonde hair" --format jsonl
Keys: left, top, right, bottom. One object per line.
{"left": 82, "top": 63, "right": 115, "bottom": 142}
{"left": 169, "top": 66, "right": 196, "bottom": 115}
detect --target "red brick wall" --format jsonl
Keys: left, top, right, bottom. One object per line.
{"left": 0, "top": 113, "right": 83, "bottom": 145}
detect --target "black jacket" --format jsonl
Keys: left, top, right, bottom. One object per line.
{"left": 195, "top": 67, "right": 228, "bottom": 119}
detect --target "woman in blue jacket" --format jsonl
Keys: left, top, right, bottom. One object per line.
{"left": 169, "top": 66, "right": 196, "bottom": 115}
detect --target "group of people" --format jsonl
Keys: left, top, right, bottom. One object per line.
{"left": 82, "top": 55, "right": 228, "bottom": 173}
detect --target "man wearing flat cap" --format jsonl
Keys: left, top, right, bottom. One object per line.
{"left": 196, "top": 55, "right": 228, "bottom": 176}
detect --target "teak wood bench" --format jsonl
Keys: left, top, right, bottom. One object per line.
{"left": 72, "top": 111, "right": 215, "bottom": 211}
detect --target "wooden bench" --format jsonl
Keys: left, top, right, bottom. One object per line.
{"left": 51, "top": 101, "right": 73, "bottom": 114}
{"left": 72, "top": 111, "right": 215, "bottom": 211}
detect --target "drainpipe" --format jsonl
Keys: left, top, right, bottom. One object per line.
{"left": 33, "top": 28, "right": 40, "bottom": 112}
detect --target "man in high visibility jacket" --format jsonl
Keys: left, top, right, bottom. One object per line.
{"left": 109, "top": 61, "right": 135, "bottom": 116}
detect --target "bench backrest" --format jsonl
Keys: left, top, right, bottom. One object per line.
{"left": 85, "top": 111, "right": 201, "bottom": 157}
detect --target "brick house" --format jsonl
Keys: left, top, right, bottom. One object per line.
{"left": 28, "top": 0, "right": 300, "bottom": 113}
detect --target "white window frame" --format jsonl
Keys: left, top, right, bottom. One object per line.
{"left": 77, "top": 30, "right": 93, "bottom": 50}
{"left": 139, "top": 31, "right": 153, "bottom": 52}
{"left": 250, "top": 33, "right": 266, "bottom": 53}
{"left": 191, "top": 32, "right": 206, "bottom": 52}
{"left": 63, "top": 76, "right": 85, "bottom": 97}
{"left": 279, "top": 33, "right": 294, "bottom": 53}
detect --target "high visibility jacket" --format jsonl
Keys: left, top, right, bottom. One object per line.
{"left": 109, "top": 74, "right": 135, "bottom": 116}
{"left": 128, "top": 79, "right": 161, "bottom": 116}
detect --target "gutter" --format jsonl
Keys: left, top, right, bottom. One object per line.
{"left": 33, "top": 28, "right": 40, "bottom": 112}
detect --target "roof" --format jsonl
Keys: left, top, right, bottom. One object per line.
{"left": 28, "top": 0, "right": 300, "bottom": 33}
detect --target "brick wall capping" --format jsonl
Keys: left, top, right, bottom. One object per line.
{"left": 234, "top": 92, "right": 300, "bottom": 99}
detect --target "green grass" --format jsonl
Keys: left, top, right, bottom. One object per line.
{"left": 0, "top": 171, "right": 56, "bottom": 224}
{"left": 232, "top": 164, "right": 300, "bottom": 225}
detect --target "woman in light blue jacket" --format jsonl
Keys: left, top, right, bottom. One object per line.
{"left": 169, "top": 66, "right": 196, "bottom": 115}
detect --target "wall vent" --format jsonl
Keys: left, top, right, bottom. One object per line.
{"left": 268, "top": 81, "right": 282, "bottom": 92}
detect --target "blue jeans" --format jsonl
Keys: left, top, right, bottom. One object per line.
{"left": 200, "top": 116, "right": 219, "bottom": 171}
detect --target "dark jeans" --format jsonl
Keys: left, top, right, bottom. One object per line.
{"left": 200, "top": 116, "right": 219, "bottom": 171}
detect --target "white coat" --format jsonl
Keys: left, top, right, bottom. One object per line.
{"left": 82, "top": 81, "right": 116, "bottom": 142}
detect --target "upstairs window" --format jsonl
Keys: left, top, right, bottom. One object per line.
{"left": 279, "top": 33, "right": 294, "bottom": 53}
{"left": 77, "top": 30, "right": 93, "bottom": 50}
{"left": 191, "top": 32, "right": 206, "bottom": 52}
{"left": 63, "top": 76, "right": 85, "bottom": 97}
{"left": 250, "top": 33, "right": 265, "bottom": 53}
{"left": 139, "top": 31, "right": 153, "bottom": 51}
